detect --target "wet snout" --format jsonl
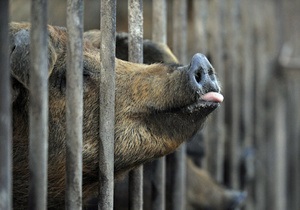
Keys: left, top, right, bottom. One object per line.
{"left": 189, "top": 53, "right": 219, "bottom": 92}
{"left": 187, "top": 53, "right": 223, "bottom": 103}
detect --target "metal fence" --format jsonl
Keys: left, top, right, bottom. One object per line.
{"left": 1, "top": 0, "right": 300, "bottom": 210}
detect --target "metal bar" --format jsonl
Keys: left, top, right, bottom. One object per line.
{"left": 293, "top": 81, "right": 300, "bottom": 210}
{"left": 272, "top": 80, "right": 287, "bottom": 210}
{"left": 167, "top": 146, "right": 186, "bottom": 210}
{"left": 286, "top": 78, "right": 300, "bottom": 210}
{"left": 128, "top": 1, "right": 143, "bottom": 210}
{"left": 263, "top": 2, "right": 291, "bottom": 210}
{"left": 172, "top": 0, "right": 187, "bottom": 64}
{"left": 203, "top": 0, "right": 225, "bottom": 183}
{"left": 152, "top": 0, "right": 166, "bottom": 44}
{"left": 129, "top": 168, "right": 143, "bottom": 210}
{"left": 192, "top": 0, "right": 210, "bottom": 169}
{"left": 213, "top": 0, "right": 226, "bottom": 184}
{"left": 168, "top": 1, "right": 187, "bottom": 210}
{"left": 0, "top": 0, "right": 12, "bottom": 209}
{"left": 29, "top": 0, "right": 48, "bottom": 209}
{"left": 226, "top": 0, "right": 241, "bottom": 189}
{"left": 98, "top": 0, "right": 116, "bottom": 209}
{"left": 192, "top": 0, "right": 208, "bottom": 55}
{"left": 252, "top": 2, "right": 268, "bottom": 210}
{"left": 293, "top": 80, "right": 300, "bottom": 210}
{"left": 66, "top": 0, "right": 84, "bottom": 209}
{"left": 240, "top": 1, "right": 255, "bottom": 209}
{"left": 150, "top": 1, "right": 167, "bottom": 209}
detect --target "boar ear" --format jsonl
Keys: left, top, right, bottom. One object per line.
{"left": 10, "top": 28, "right": 57, "bottom": 89}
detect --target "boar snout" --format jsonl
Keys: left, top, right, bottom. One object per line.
{"left": 188, "top": 53, "right": 221, "bottom": 96}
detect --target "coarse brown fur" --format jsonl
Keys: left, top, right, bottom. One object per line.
{"left": 84, "top": 30, "right": 179, "bottom": 64}
{"left": 10, "top": 22, "right": 221, "bottom": 209}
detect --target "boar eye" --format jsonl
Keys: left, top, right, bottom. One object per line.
{"left": 58, "top": 74, "right": 66, "bottom": 93}
{"left": 83, "top": 69, "right": 90, "bottom": 78}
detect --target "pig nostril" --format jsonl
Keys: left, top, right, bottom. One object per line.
{"left": 195, "top": 71, "right": 201, "bottom": 84}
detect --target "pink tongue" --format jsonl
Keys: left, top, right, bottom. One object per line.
{"left": 201, "top": 92, "right": 224, "bottom": 103}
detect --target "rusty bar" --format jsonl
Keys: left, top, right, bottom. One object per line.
{"left": 168, "top": 1, "right": 187, "bottom": 210}
{"left": 128, "top": 0, "right": 143, "bottom": 210}
{"left": 150, "top": 1, "right": 167, "bottom": 210}
{"left": 66, "top": 0, "right": 83, "bottom": 209}
{"left": 98, "top": 0, "right": 116, "bottom": 209}
{"left": 0, "top": 0, "right": 12, "bottom": 209}
{"left": 29, "top": 0, "right": 48, "bottom": 209}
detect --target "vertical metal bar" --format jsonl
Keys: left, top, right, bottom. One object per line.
{"left": 172, "top": 0, "right": 187, "bottom": 64}
{"left": 278, "top": 57, "right": 300, "bottom": 210}
{"left": 214, "top": 0, "right": 225, "bottom": 184}
{"left": 226, "top": 0, "right": 241, "bottom": 189}
{"left": 128, "top": 1, "right": 143, "bottom": 210}
{"left": 99, "top": 0, "right": 116, "bottom": 209}
{"left": 290, "top": 78, "right": 300, "bottom": 209}
{"left": 29, "top": 0, "right": 48, "bottom": 209}
{"left": 252, "top": 2, "right": 268, "bottom": 210}
{"left": 272, "top": 81, "right": 287, "bottom": 210}
{"left": 66, "top": 0, "right": 83, "bottom": 209}
{"left": 240, "top": 0, "right": 255, "bottom": 209}
{"left": 167, "top": 147, "right": 186, "bottom": 210}
{"left": 286, "top": 77, "right": 300, "bottom": 210}
{"left": 168, "top": 1, "right": 187, "bottom": 210}
{"left": 293, "top": 79, "right": 300, "bottom": 210}
{"left": 0, "top": 0, "right": 12, "bottom": 210}
{"left": 152, "top": 0, "right": 166, "bottom": 43}
{"left": 151, "top": 1, "right": 166, "bottom": 210}
{"left": 192, "top": 0, "right": 208, "bottom": 55}
{"left": 203, "top": 0, "right": 225, "bottom": 183}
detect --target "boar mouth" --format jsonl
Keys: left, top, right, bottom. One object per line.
{"left": 161, "top": 91, "right": 223, "bottom": 115}
{"left": 182, "top": 94, "right": 222, "bottom": 113}
{"left": 184, "top": 99, "right": 220, "bottom": 113}
{"left": 186, "top": 92, "right": 224, "bottom": 113}
{"left": 184, "top": 91, "right": 223, "bottom": 113}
